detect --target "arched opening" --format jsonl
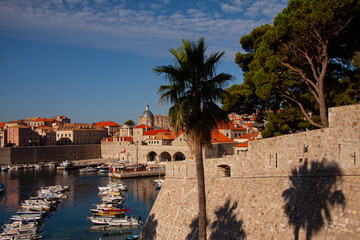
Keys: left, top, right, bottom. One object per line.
{"left": 159, "top": 152, "right": 171, "bottom": 162}
{"left": 147, "top": 151, "right": 158, "bottom": 162}
{"left": 173, "top": 152, "right": 186, "bottom": 161}
{"left": 217, "top": 165, "right": 231, "bottom": 177}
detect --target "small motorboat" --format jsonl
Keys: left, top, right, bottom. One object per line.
{"left": 10, "top": 214, "right": 42, "bottom": 222}
{"left": 1, "top": 166, "right": 10, "bottom": 172}
{"left": 88, "top": 216, "right": 142, "bottom": 226}
{"left": 3, "top": 220, "right": 39, "bottom": 233}
{"left": 79, "top": 166, "right": 98, "bottom": 173}
{"left": 101, "top": 194, "right": 125, "bottom": 203}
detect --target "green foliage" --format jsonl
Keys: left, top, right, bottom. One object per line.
{"left": 124, "top": 120, "right": 135, "bottom": 126}
{"left": 227, "top": 0, "right": 360, "bottom": 134}
{"left": 261, "top": 105, "right": 314, "bottom": 138}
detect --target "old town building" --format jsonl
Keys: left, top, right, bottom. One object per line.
{"left": 56, "top": 123, "right": 107, "bottom": 145}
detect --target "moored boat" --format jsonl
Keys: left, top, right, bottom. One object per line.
{"left": 88, "top": 216, "right": 142, "bottom": 226}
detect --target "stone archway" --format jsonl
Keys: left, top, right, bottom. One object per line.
{"left": 159, "top": 151, "right": 171, "bottom": 162}
{"left": 217, "top": 165, "right": 231, "bottom": 177}
{"left": 147, "top": 151, "right": 158, "bottom": 162}
{"left": 173, "top": 152, "right": 186, "bottom": 161}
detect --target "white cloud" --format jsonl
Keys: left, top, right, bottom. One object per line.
{"left": 0, "top": 0, "right": 287, "bottom": 61}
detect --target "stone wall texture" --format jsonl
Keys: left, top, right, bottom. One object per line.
{"left": 141, "top": 104, "right": 360, "bottom": 240}
{"left": 0, "top": 144, "right": 101, "bottom": 165}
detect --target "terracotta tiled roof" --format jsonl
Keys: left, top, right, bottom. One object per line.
{"left": 115, "top": 136, "right": 133, "bottom": 142}
{"left": 94, "top": 121, "right": 121, "bottom": 127}
{"left": 216, "top": 121, "right": 246, "bottom": 130}
{"left": 240, "top": 132, "right": 261, "bottom": 139}
{"left": 234, "top": 142, "right": 248, "bottom": 147}
{"left": 120, "top": 150, "right": 126, "bottom": 153}
{"left": 0, "top": 122, "right": 5, "bottom": 128}
{"left": 134, "top": 124, "right": 153, "bottom": 129}
{"left": 210, "top": 130, "right": 235, "bottom": 143}
{"left": 143, "top": 129, "right": 169, "bottom": 136}
{"left": 35, "top": 118, "right": 53, "bottom": 122}
{"left": 244, "top": 123, "right": 253, "bottom": 128}
{"left": 154, "top": 132, "right": 175, "bottom": 140}
{"left": 102, "top": 137, "right": 113, "bottom": 142}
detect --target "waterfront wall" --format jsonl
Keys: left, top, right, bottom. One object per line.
{"left": 141, "top": 104, "right": 360, "bottom": 240}
{"left": 0, "top": 145, "right": 101, "bottom": 165}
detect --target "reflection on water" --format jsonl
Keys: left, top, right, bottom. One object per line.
{"left": 0, "top": 167, "right": 158, "bottom": 240}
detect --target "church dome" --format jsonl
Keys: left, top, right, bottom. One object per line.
{"left": 142, "top": 104, "right": 154, "bottom": 118}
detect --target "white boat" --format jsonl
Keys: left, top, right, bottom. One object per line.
{"left": 88, "top": 216, "right": 142, "bottom": 226}
{"left": 16, "top": 210, "right": 47, "bottom": 217}
{"left": 101, "top": 194, "right": 125, "bottom": 203}
{"left": 0, "top": 227, "right": 41, "bottom": 240}
{"left": 1, "top": 166, "right": 9, "bottom": 172}
{"left": 79, "top": 166, "right": 98, "bottom": 172}
{"left": 98, "top": 183, "right": 128, "bottom": 191}
{"left": 154, "top": 179, "right": 164, "bottom": 189}
{"left": 10, "top": 214, "right": 42, "bottom": 222}
{"left": 61, "top": 160, "right": 73, "bottom": 167}
{"left": 20, "top": 203, "right": 52, "bottom": 211}
{"left": 91, "top": 202, "right": 125, "bottom": 213}
{"left": 3, "top": 220, "right": 38, "bottom": 233}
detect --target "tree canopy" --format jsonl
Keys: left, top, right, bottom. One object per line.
{"left": 124, "top": 119, "right": 135, "bottom": 126}
{"left": 223, "top": 0, "right": 359, "bottom": 135}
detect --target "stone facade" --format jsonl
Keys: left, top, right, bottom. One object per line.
{"left": 56, "top": 123, "right": 107, "bottom": 145}
{"left": 141, "top": 104, "right": 360, "bottom": 240}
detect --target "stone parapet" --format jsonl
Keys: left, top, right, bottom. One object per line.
{"left": 141, "top": 104, "right": 360, "bottom": 240}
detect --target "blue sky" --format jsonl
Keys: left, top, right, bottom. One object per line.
{"left": 0, "top": 0, "right": 288, "bottom": 124}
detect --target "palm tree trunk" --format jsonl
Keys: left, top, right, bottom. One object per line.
{"left": 194, "top": 140, "right": 207, "bottom": 240}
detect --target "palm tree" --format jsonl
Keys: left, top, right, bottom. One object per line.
{"left": 154, "top": 37, "right": 234, "bottom": 240}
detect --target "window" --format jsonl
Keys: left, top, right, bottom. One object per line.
{"left": 217, "top": 165, "right": 231, "bottom": 177}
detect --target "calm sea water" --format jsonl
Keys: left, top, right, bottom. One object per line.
{"left": 0, "top": 167, "right": 158, "bottom": 240}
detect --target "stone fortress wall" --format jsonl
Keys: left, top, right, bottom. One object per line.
{"left": 141, "top": 104, "right": 360, "bottom": 239}
{"left": 0, "top": 144, "right": 101, "bottom": 165}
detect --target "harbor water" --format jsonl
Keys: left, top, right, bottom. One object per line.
{"left": 0, "top": 166, "right": 159, "bottom": 239}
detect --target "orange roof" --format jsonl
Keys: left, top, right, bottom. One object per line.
{"left": 154, "top": 131, "right": 175, "bottom": 140}
{"left": 120, "top": 150, "right": 126, "bottom": 153}
{"left": 35, "top": 118, "right": 53, "bottom": 122}
{"left": 116, "top": 136, "right": 133, "bottom": 142}
{"left": 94, "top": 121, "right": 121, "bottom": 127}
{"left": 244, "top": 123, "right": 253, "bottom": 128}
{"left": 240, "top": 133, "right": 260, "bottom": 140}
{"left": 101, "top": 137, "right": 113, "bottom": 142}
{"left": 0, "top": 122, "right": 5, "bottom": 128}
{"left": 144, "top": 129, "right": 169, "bottom": 136}
{"left": 216, "top": 121, "right": 246, "bottom": 130}
{"left": 234, "top": 142, "right": 248, "bottom": 147}
{"left": 210, "top": 130, "right": 234, "bottom": 143}
{"left": 134, "top": 124, "right": 153, "bottom": 129}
